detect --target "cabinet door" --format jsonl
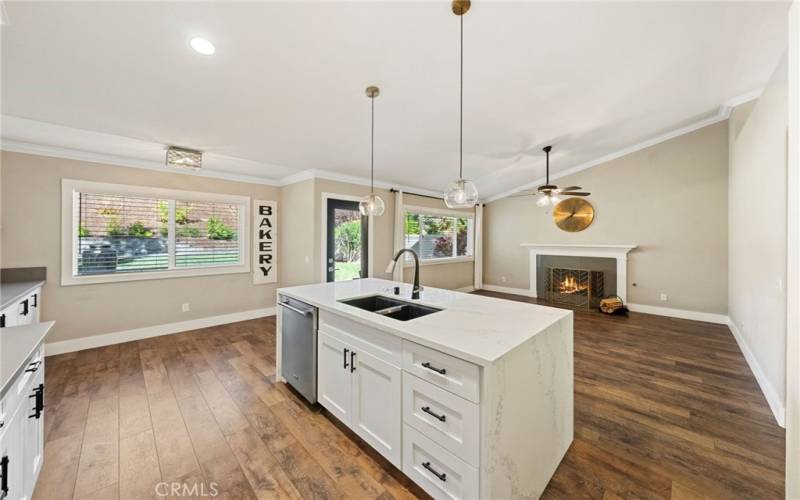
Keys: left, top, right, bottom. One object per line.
{"left": 0, "top": 401, "right": 25, "bottom": 500}
{"left": 23, "top": 375, "right": 44, "bottom": 498}
{"left": 17, "top": 298, "right": 32, "bottom": 326}
{"left": 317, "top": 332, "right": 353, "bottom": 426}
{"left": 0, "top": 305, "right": 17, "bottom": 328}
{"left": 352, "top": 349, "right": 402, "bottom": 467}
{"left": 28, "top": 290, "right": 40, "bottom": 324}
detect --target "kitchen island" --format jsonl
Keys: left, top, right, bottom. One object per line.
{"left": 276, "top": 278, "right": 573, "bottom": 499}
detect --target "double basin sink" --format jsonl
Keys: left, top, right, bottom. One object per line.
{"left": 338, "top": 294, "right": 442, "bottom": 322}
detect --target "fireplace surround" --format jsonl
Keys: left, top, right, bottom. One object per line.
{"left": 521, "top": 244, "right": 637, "bottom": 303}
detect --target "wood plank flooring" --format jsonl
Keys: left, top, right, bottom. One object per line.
{"left": 35, "top": 294, "right": 785, "bottom": 499}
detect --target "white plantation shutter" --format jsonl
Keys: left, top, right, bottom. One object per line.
{"left": 77, "top": 193, "right": 169, "bottom": 275}
{"left": 74, "top": 189, "right": 244, "bottom": 278}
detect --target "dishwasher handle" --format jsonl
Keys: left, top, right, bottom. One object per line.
{"left": 278, "top": 300, "right": 314, "bottom": 317}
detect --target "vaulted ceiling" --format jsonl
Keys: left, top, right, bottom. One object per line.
{"left": 0, "top": 1, "right": 789, "bottom": 199}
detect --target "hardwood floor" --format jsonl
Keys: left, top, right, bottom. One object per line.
{"left": 35, "top": 294, "right": 785, "bottom": 499}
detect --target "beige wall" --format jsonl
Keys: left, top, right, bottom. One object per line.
{"left": 279, "top": 178, "right": 316, "bottom": 287}
{"left": 1, "top": 151, "right": 280, "bottom": 344}
{"left": 310, "top": 178, "right": 475, "bottom": 290}
{"left": 484, "top": 120, "right": 729, "bottom": 314}
{"left": 729, "top": 56, "right": 787, "bottom": 415}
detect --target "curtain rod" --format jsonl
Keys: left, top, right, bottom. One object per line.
{"left": 390, "top": 189, "right": 485, "bottom": 207}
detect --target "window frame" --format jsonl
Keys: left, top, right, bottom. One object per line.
{"left": 402, "top": 204, "right": 475, "bottom": 267}
{"left": 61, "top": 179, "right": 250, "bottom": 286}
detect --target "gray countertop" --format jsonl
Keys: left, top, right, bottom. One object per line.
{"left": 0, "top": 321, "right": 53, "bottom": 399}
{"left": 1, "top": 280, "right": 45, "bottom": 310}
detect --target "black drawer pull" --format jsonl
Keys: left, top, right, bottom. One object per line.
{"left": 1, "top": 455, "right": 8, "bottom": 499}
{"left": 20, "top": 299, "right": 29, "bottom": 317}
{"left": 29, "top": 384, "right": 44, "bottom": 419}
{"left": 343, "top": 348, "right": 349, "bottom": 369}
{"left": 422, "top": 461, "right": 446, "bottom": 482}
{"left": 421, "top": 406, "right": 446, "bottom": 422}
{"left": 350, "top": 351, "right": 356, "bottom": 373}
{"left": 25, "top": 360, "right": 42, "bottom": 373}
{"left": 0, "top": 314, "right": 5, "bottom": 328}
{"left": 32, "top": 294, "right": 38, "bottom": 308}
{"left": 421, "top": 362, "right": 446, "bottom": 375}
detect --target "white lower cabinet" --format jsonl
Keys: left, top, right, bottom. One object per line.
{"left": 402, "top": 425, "right": 479, "bottom": 500}
{"left": 352, "top": 349, "right": 401, "bottom": 465}
{"left": 317, "top": 325, "right": 402, "bottom": 467}
{"left": 0, "top": 344, "right": 45, "bottom": 500}
{"left": 317, "top": 311, "right": 481, "bottom": 498}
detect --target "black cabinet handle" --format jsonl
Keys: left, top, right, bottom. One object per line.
{"left": 421, "top": 406, "right": 446, "bottom": 422}
{"left": 25, "top": 360, "right": 42, "bottom": 373}
{"left": 421, "top": 362, "right": 446, "bottom": 375}
{"left": 0, "top": 314, "right": 4, "bottom": 328}
{"left": 32, "top": 294, "right": 38, "bottom": 308}
{"left": 350, "top": 351, "right": 356, "bottom": 373}
{"left": 1, "top": 455, "right": 8, "bottom": 499}
{"left": 21, "top": 299, "right": 29, "bottom": 317}
{"left": 343, "top": 348, "right": 349, "bottom": 369}
{"left": 29, "top": 384, "right": 44, "bottom": 419}
{"left": 422, "top": 461, "right": 447, "bottom": 482}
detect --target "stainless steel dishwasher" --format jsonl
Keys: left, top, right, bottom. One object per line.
{"left": 278, "top": 295, "right": 318, "bottom": 404}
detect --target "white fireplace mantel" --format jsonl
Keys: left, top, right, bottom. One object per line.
{"left": 521, "top": 244, "right": 637, "bottom": 303}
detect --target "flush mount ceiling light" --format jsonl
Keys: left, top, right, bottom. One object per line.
{"left": 166, "top": 146, "right": 202, "bottom": 169}
{"left": 443, "top": 0, "right": 479, "bottom": 209}
{"left": 189, "top": 37, "right": 215, "bottom": 55}
{"left": 359, "top": 85, "right": 385, "bottom": 217}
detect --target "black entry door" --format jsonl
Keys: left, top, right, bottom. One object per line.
{"left": 326, "top": 199, "right": 369, "bottom": 282}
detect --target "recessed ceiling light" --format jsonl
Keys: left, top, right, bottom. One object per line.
{"left": 189, "top": 37, "right": 215, "bottom": 55}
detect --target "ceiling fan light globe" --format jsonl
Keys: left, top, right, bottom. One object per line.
{"left": 444, "top": 179, "right": 479, "bottom": 208}
{"left": 536, "top": 195, "right": 550, "bottom": 207}
{"left": 359, "top": 194, "right": 385, "bottom": 216}
{"left": 549, "top": 194, "right": 562, "bottom": 205}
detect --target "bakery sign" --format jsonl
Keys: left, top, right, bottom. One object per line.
{"left": 253, "top": 200, "right": 277, "bottom": 284}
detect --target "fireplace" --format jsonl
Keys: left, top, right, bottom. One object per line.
{"left": 545, "top": 267, "right": 605, "bottom": 309}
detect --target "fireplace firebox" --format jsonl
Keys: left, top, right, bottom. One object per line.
{"left": 545, "top": 267, "right": 605, "bottom": 310}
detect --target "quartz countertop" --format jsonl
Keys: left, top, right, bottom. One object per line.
{"left": 0, "top": 321, "right": 53, "bottom": 399}
{"left": 1, "top": 280, "right": 45, "bottom": 310}
{"left": 278, "top": 278, "right": 572, "bottom": 367}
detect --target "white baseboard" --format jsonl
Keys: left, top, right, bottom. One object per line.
{"left": 626, "top": 303, "right": 729, "bottom": 325}
{"left": 44, "top": 307, "right": 276, "bottom": 356}
{"left": 726, "top": 319, "right": 786, "bottom": 428}
{"left": 480, "top": 284, "right": 537, "bottom": 297}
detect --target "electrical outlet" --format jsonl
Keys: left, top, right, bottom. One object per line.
{"left": 777, "top": 278, "right": 784, "bottom": 292}
{"left": 304, "top": 256, "right": 310, "bottom": 264}
{"left": 501, "top": 276, "right": 507, "bottom": 283}
{"left": 659, "top": 293, "right": 668, "bottom": 302}
{"left": 182, "top": 303, "right": 190, "bottom": 312}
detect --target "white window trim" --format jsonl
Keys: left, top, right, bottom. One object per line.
{"left": 402, "top": 204, "right": 475, "bottom": 267}
{"left": 61, "top": 179, "right": 251, "bottom": 286}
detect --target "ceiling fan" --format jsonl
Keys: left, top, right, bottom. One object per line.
{"left": 514, "top": 145, "right": 590, "bottom": 207}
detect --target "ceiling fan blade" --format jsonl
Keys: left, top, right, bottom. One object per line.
{"left": 511, "top": 192, "right": 538, "bottom": 197}
{"left": 555, "top": 186, "right": 582, "bottom": 193}
{"left": 559, "top": 192, "right": 591, "bottom": 196}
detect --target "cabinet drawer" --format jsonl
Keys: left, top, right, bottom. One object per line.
{"left": 1, "top": 343, "right": 43, "bottom": 426}
{"left": 319, "top": 310, "right": 402, "bottom": 367}
{"left": 402, "top": 424, "right": 478, "bottom": 500}
{"left": 402, "top": 341, "right": 480, "bottom": 403}
{"left": 402, "top": 372, "right": 479, "bottom": 466}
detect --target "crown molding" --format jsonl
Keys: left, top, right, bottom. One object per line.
{"left": 483, "top": 89, "right": 764, "bottom": 203}
{"left": 1, "top": 139, "right": 284, "bottom": 186}
{"left": 276, "top": 167, "right": 444, "bottom": 199}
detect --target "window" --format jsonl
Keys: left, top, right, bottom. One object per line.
{"left": 403, "top": 206, "right": 474, "bottom": 264}
{"left": 62, "top": 180, "right": 249, "bottom": 285}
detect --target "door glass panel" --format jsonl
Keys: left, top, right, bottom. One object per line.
{"left": 333, "top": 207, "right": 362, "bottom": 281}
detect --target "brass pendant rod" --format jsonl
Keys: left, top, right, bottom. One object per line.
{"left": 370, "top": 95, "right": 375, "bottom": 194}
{"left": 459, "top": 13, "right": 464, "bottom": 180}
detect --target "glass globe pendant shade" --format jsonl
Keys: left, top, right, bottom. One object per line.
{"left": 536, "top": 194, "right": 550, "bottom": 207}
{"left": 359, "top": 193, "right": 385, "bottom": 216}
{"left": 444, "top": 179, "right": 479, "bottom": 209}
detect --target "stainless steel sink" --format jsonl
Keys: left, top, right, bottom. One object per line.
{"left": 338, "top": 295, "right": 442, "bottom": 321}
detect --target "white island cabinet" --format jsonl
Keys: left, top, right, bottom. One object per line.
{"left": 277, "top": 278, "right": 573, "bottom": 500}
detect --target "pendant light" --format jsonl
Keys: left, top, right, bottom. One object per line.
{"left": 359, "top": 85, "right": 385, "bottom": 216}
{"left": 444, "top": 0, "right": 479, "bottom": 209}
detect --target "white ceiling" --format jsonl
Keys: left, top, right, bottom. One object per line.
{"left": 0, "top": 1, "right": 789, "bottom": 199}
